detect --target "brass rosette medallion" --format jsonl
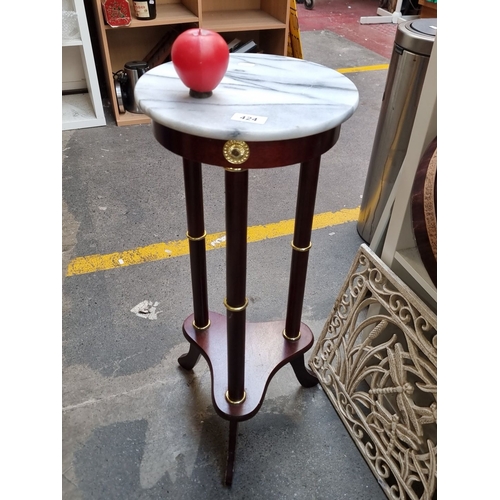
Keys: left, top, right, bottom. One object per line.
{"left": 223, "top": 140, "right": 250, "bottom": 165}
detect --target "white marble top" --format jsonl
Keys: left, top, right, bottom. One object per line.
{"left": 134, "top": 53, "right": 359, "bottom": 141}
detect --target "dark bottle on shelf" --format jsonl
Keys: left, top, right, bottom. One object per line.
{"left": 133, "top": 0, "right": 157, "bottom": 20}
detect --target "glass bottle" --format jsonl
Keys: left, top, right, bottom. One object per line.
{"left": 133, "top": 0, "right": 157, "bottom": 20}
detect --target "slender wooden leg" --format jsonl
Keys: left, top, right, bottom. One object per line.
{"left": 179, "top": 159, "right": 210, "bottom": 369}
{"left": 225, "top": 420, "right": 238, "bottom": 486}
{"left": 177, "top": 344, "right": 202, "bottom": 371}
{"left": 222, "top": 168, "right": 248, "bottom": 486}
{"left": 290, "top": 355, "right": 319, "bottom": 387}
{"left": 284, "top": 158, "right": 320, "bottom": 387}
{"left": 224, "top": 168, "right": 248, "bottom": 405}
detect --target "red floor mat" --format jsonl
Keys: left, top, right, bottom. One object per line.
{"left": 296, "top": 0, "right": 399, "bottom": 59}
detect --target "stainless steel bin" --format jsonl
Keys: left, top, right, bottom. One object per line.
{"left": 357, "top": 18, "right": 437, "bottom": 243}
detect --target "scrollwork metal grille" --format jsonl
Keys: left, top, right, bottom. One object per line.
{"left": 310, "top": 244, "right": 437, "bottom": 500}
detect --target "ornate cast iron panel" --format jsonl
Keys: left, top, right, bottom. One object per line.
{"left": 310, "top": 244, "right": 437, "bottom": 500}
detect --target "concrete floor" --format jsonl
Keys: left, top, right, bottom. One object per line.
{"left": 63, "top": 3, "right": 402, "bottom": 498}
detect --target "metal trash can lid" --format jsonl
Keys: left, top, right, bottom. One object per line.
{"left": 395, "top": 18, "right": 437, "bottom": 56}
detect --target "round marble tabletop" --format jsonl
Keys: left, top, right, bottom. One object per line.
{"left": 134, "top": 53, "right": 359, "bottom": 142}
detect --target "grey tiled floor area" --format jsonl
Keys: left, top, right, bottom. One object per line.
{"left": 63, "top": 30, "right": 391, "bottom": 499}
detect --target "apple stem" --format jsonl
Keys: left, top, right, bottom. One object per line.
{"left": 189, "top": 89, "right": 213, "bottom": 99}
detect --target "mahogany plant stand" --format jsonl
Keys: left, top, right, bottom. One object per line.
{"left": 152, "top": 122, "right": 341, "bottom": 485}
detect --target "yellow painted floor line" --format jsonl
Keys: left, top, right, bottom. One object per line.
{"left": 65, "top": 64, "right": 385, "bottom": 279}
{"left": 336, "top": 64, "right": 389, "bottom": 74}
{"left": 66, "top": 206, "right": 360, "bottom": 277}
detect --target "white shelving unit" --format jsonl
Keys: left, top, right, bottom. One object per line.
{"left": 370, "top": 38, "right": 437, "bottom": 310}
{"left": 62, "top": 0, "right": 106, "bottom": 130}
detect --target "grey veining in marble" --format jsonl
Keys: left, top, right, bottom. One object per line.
{"left": 134, "top": 53, "right": 359, "bottom": 142}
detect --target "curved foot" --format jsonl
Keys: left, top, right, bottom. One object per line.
{"left": 178, "top": 344, "right": 202, "bottom": 370}
{"left": 291, "top": 354, "right": 319, "bottom": 387}
{"left": 305, "top": 0, "right": 314, "bottom": 10}
{"left": 225, "top": 421, "right": 238, "bottom": 486}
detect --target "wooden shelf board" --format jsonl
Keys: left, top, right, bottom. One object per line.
{"left": 104, "top": 4, "right": 198, "bottom": 30}
{"left": 201, "top": 10, "right": 286, "bottom": 32}
{"left": 418, "top": 0, "right": 437, "bottom": 9}
{"left": 418, "top": 0, "right": 437, "bottom": 18}
{"left": 116, "top": 112, "right": 152, "bottom": 126}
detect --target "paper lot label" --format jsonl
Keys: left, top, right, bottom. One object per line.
{"left": 231, "top": 113, "right": 268, "bottom": 124}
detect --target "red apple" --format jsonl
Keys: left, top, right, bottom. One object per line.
{"left": 171, "top": 28, "right": 229, "bottom": 97}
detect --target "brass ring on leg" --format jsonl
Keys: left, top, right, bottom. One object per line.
{"left": 224, "top": 167, "right": 247, "bottom": 173}
{"left": 225, "top": 390, "right": 246, "bottom": 405}
{"left": 290, "top": 241, "right": 312, "bottom": 252}
{"left": 186, "top": 230, "right": 207, "bottom": 241}
{"left": 223, "top": 297, "right": 249, "bottom": 312}
{"left": 192, "top": 319, "right": 211, "bottom": 330}
{"left": 283, "top": 329, "right": 302, "bottom": 341}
